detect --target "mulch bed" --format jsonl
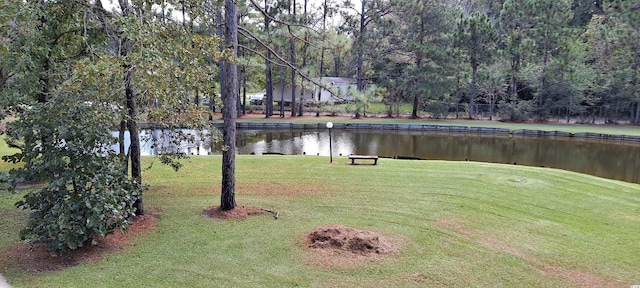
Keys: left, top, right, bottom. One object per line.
{"left": 0, "top": 214, "right": 158, "bottom": 273}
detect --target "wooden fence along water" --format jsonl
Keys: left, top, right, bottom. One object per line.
{"left": 229, "top": 122, "right": 640, "bottom": 144}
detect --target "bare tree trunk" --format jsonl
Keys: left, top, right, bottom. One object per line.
{"left": 242, "top": 66, "right": 247, "bottom": 115}
{"left": 289, "top": 0, "right": 297, "bottom": 117}
{"left": 470, "top": 63, "right": 478, "bottom": 119}
{"left": 633, "top": 47, "right": 640, "bottom": 123}
{"left": 239, "top": 47, "right": 246, "bottom": 117}
{"left": 280, "top": 72, "right": 285, "bottom": 117}
{"left": 298, "top": 0, "right": 309, "bottom": 117}
{"left": 221, "top": 0, "right": 238, "bottom": 211}
{"left": 316, "top": 0, "right": 327, "bottom": 117}
{"left": 412, "top": 94, "right": 419, "bottom": 118}
{"left": 264, "top": 0, "right": 273, "bottom": 117}
{"left": 290, "top": 41, "right": 296, "bottom": 117}
{"left": 265, "top": 52, "right": 273, "bottom": 117}
{"left": 356, "top": 0, "right": 366, "bottom": 92}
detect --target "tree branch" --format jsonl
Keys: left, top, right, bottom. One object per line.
{"left": 237, "top": 44, "right": 287, "bottom": 68}
{"left": 238, "top": 26, "right": 348, "bottom": 101}
{"left": 247, "top": 0, "right": 320, "bottom": 35}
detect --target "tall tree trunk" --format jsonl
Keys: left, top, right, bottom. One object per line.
{"left": 289, "top": 0, "right": 297, "bottom": 117}
{"left": 633, "top": 47, "right": 640, "bottom": 123}
{"left": 264, "top": 0, "right": 273, "bottom": 117}
{"left": 265, "top": 51, "right": 273, "bottom": 117}
{"left": 316, "top": 0, "right": 327, "bottom": 117}
{"left": 125, "top": 67, "right": 143, "bottom": 215}
{"left": 298, "top": 0, "right": 309, "bottom": 117}
{"left": 412, "top": 94, "right": 419, "bottom": 118}
{"left": 280, "top": 72, "right": 285, "bottom": 117}
{"left": 471, "top": 63, "right": 478, "bottom": 119}
{"left": 237, "top": 66, "right": 242, "bottom": 118}
{"left": 290, "top": 40, "right": 296, "bottom": 117}
{"left": 356, "top": 0, "right": 367, "bottom": 92}
{"left": 118, "top": 0, "right": 144, "bottom": 215}
{"left": 411, "top": 7, "right": 427, "bottom": 119}
{"left": 242, "top": 66, "right": 247, "bottom": 115}
{"left": 221, "top": 0, "right": 238, "bottom": 211}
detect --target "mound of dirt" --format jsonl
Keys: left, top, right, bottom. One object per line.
{"left": 306, "top": 225, "right": 399, "bottom": 256}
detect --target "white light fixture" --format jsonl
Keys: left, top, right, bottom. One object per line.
{"left": 326, "top": 122, "right": 333, "bottom": 163}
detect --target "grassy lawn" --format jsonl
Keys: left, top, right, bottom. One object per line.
{"left": 1, "top": 155, "right": 639, "bottom": 287}
{"left": 0, "top": 135, "right": 18, "bottom": 160}
{"left": 0, "top": 135, "right": 20, "bottom": 174}
{"left": 233, "top": 114, "right": 640, "bottom": 136}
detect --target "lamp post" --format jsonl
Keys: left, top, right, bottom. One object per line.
{"left": 326, "top": 122, "right": 333, "bottom": 163}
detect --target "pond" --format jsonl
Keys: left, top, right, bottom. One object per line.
{"left": 113, "top": 129, "right": 640, "bottom": 184}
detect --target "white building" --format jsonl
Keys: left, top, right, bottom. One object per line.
{"left": 272, "top": 77, "right": 358, "bottom": 105}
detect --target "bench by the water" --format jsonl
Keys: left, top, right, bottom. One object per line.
{"left": 348, "top": 155, "right": 379, "bottom": 165}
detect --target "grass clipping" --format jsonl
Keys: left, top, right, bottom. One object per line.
{"left": 305, "top": 225, "right": 399, "bottom": 266}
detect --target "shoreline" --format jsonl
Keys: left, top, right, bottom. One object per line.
{"left": 209, "top": 121, "right": 640, "bottom": 144}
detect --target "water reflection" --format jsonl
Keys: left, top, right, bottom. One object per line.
{"left": 114, "top": 129, "right": 640, "bottom": 184}
{"left": 237, "top": 131, "right": 355, "bottom": 156}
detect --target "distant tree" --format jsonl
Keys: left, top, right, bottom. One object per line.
{"left": 528, "top": 0, "right": 575, "bottom": 120}
{"left": 455, "top": 11, "right": 497, "bottom": 118}
{"left": 497, "top": 0, "right": 536, "bottom": 121}
{"left": 604, "top": 0, "right": 640, "bottom": 123}
{"left": 340, "top": 0, "right": 393, "bottom": 117}
{"left": 391, "top": 0, "right": 454, "bottom": 118}
{"left": 264, "top": 0, "right": 275, "bottom": 117}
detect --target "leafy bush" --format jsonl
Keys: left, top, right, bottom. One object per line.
{"left": 15, "top": 161, "right": 142, "bottom": 252}
{"left": 423, "top": 100, "right": 450, "bottom": 119}
{"left": 497, "top": 100, "right": 533, "bottom": 122}
{"left": 3, "top": 98, "right": 143, "bottom": 253}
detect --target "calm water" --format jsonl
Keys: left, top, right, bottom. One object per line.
{"left": 114, "top": 129, "right": 640, "bottom": 184}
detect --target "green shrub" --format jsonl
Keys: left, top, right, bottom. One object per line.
{"left": 424, "top": 100, "right": 450, "bottom": 119}
{"left": 497, "top": 100, "right": 533, "bottom": 121}
{"left": 3, "top": 98, "right": 142, "bottom": 253}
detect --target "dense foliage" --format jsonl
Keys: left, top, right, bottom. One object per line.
{"left": 3, "top": 97, "right": 143, "bottom": 253}
{"left": 247, "top": 0, "right": 638, "bottom": 122}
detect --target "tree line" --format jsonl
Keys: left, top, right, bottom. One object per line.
{"left": 207, "top": 0, "right": 638, "bottom": 124}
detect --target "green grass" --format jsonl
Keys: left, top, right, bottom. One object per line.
{"left": 0, "top": 135, "right": 19, "bottom": 164}
{"left": 233, "top": 114, "right": 640, "bottom": 136}
{"left": 2, "top": 155, "right": 639, "bottom": 287}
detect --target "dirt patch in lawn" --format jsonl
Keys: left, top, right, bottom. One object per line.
{"left": 0, "top": 214, "right": 158, "bottom": 273}
{"left": 203, "top": 205, "right": 266, "bottom": 220}
{"left": 303, "top": 225, "right": 400, "bottom": 267}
